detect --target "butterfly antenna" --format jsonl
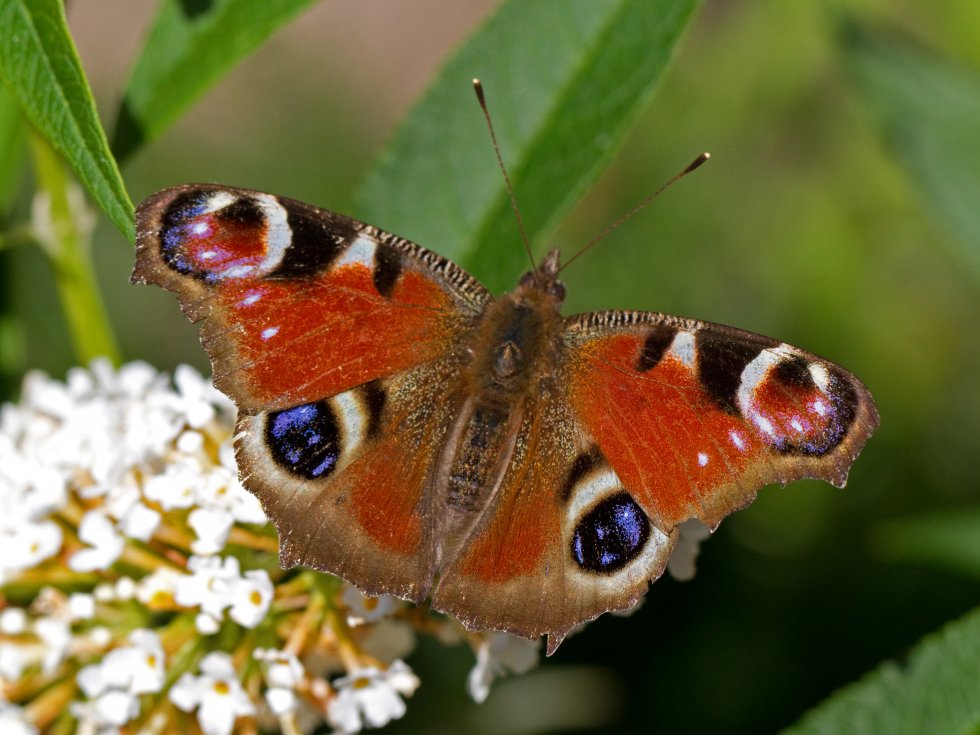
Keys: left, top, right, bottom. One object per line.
{"left": 558, "top": 152, "right": 710, "bottom": 274}
{"left": 473, "top": 79, "right": 537, "bottom": 278}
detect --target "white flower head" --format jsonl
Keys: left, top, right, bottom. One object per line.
{"left": 75, "top": 628, "right": 165, "bottom": 728}
{"left": 0, "top": 520, "right": 63, "bottom": 584}
{"left": 175, "top": 555, "right": 241, "bottom": 621}
{"left": 342, "top": 583, "right": 402, "bottom": 625}
{"left": 328, "top": 660, "right": 419, "bottom": 733}
{"left": 169, "top": 364, "right": 223, "bottom": 429}
{"left": 0, "top": 608, "right": 27, "bottom": 635}
{"left": 193, "top": 441, "right": 266, "bottom": 525}
{"left": 0, "top": 702, "right": 38, "bottom": 735}
{"left": 467, "top": 632, "right": 541, "bottom": 704}
{"left": 142, "top": 459, "right": 203, "bottom": 510}
{"left": 0, "top": 643, "right": 26, "bottom": 681}
{"left": 33, "top": 617, "right": 71, "bottom": 675}
{"left": 67, "top": 592, "right": 96, "bottom": 621}
{"left": 68, "top": 511, "right": 124, "bottom": 572}
{"left": 136, "top": 566, "right": 183, "bottom": 609}
{"left": 72, "top": 687, "right": 138, "bottom": 728}
{"left": 188, "top": 506, "right": 234, "bottom": 555}
{"left": 228, "top": 570, "right": 273, "bottom": 628}
{"left": 118, "top": 500, "right": 160, "bottom": 541}
{"left": 169, "top": 652, "right": 255, "bottom": 735}
{"left": 254, "top": 648, "right": 305, "bottom": 716}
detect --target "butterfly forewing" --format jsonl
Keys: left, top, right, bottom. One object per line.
{"left": 561, "top": 311, "right": 879, "bottom": 531}
{"left": 133, "top": 184, "right": 491, "bottom": 414}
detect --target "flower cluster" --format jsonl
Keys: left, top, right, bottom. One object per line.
{"left": 0, "top": 360, "right": 708, "bottom": 733}
{"left": 0, "top": 361, "right": 550, "bottom": 734}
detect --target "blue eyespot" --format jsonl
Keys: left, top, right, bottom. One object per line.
{"left": 571, "top": 493, "right": 650, "bottom": 573}
{"left": 266, "top": 401, "right": 340, "bottom": 479}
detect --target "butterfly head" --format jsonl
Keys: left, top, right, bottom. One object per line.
{"left": 518, "top": 248, "right": 566, "bottom": 303}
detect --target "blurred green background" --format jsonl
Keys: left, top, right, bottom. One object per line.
{"left": 2, "top": 1, "right": 978, "bottom": 733}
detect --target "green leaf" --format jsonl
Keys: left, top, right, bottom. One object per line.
{"left": 842, "top": 20, "right": 980, "bottom": 281}
{"left": 872, "top": 508, "right": 980, "bottom": 581}
{"left": 355, "top": 0, "right": 700, "bottom": 294}
{"left": 113, "top": 0, "right": 318, "bottom": 161}
{"left": 0, "top": 0, "right": 134, "bottom": 239}
{"left": 782, "top": 607, "right": 980, "bottom": 735}
{"left": 0, "top": 82, "right": 25, "bottom": 209}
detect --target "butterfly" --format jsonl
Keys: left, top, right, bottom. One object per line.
{"left": 132, "top": 178, "right": 878, "bottom": 654}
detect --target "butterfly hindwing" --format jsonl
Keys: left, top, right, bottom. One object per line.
{"left": 235, "top": 358, "right": 467, "bottom": 601}
{"left": 431, "top": 389, "right": 677, "bottom": 652}
{"left": 561, "top": 312, "right": 879, "bottom": 531}
{"left": 133, "top": 184, "right": 491, "bottom": 413}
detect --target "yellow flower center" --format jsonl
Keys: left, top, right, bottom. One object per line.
{"left": 213, "top": 680, "right": 230, "bottom": 695}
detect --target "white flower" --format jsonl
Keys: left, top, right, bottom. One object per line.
{"left": 0, "top": 520, "right": 62, "bottom": 582}
{"left": 0, "top": 608, "right": 27, "bottom": 634}
{"left": 117, "top": 499, "right": 160, "bottom": 541}
{"left": 34, "top": 617, "right": 71, "bottom": 674}
{"left": 136, "top": 566, "right": 183, "bottom": 608}
{"left": 188, "top": 506, "right": 234, "bottom": 555}
{"left": 69, "top": 511, "right": 124, "bottom": 572}
{"left": 254, "top": 648, "right": 304, "bottom": 716}
{"left": 114, "top": 576, "right": 136, "bottom": 601}
{"left": 175, "top": 555, "right": 241, "bottom": 621}
{"left": 68, "top": 593, "right": 96, "bottom": 621}
{"left": 169, "top": 652, "right": 255, "bottom": 735}
{"left": 342, "top": 583, "right": 402, "bottom": 624}
{"left": 174, "top": 556, "right": 273, "bottom": 631}
{"left": 186, "top": 442, "right": 266, "bottom": 555}
{"left": 196, "top": 612, "right": 222, "bottom": 635}
{"left": 142, "top": 459, "right": 201, "bottom": 510}
{"left": 74, "top": 686, "right": 138, "bottom": 727}
{"left": 75, "top": 629, "right": 165, "bottom": 728}
{"left": 0, "top": 643, "right": 26, "bottom": 681}
{"left": 667, "top": 519, "right": 712, "bottom": 582}
{"left": 328, "top": 660, "right": 419, "bottom": 733}
{"left": 213, "top": 441, "right": 266, "bottom": 524}
{"left": 228, "top": 570, "right": 273, "bottom": 628}
{"left": 169, "top": 364, "right": 224, "bottom": 429}
{"left": 0, "top": 702, "right": 37, "bottom": 735}
{"left": 467, "top": 632, "right": 540, "bottom": 703}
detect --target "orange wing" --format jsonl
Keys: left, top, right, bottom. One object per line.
{"left": 133, "top": 184, "right": 491, "bottom": 414}
{"left": 133, "top": 185, "right": 491, "bottom": 599}
{"left": 432, "top": 391, "right": 677, "bottom": 653}
{"left": 561, "top": 312, "right": 879, "bottom": 531}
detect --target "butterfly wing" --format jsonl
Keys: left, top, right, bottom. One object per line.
{"left": 133, "top": 185, "right": 492, "bottom": 599}
{"left": 434, "top": 309, "right": 876, "bottom": 652}
{"left": 561, "top": 311, "right": 879, "bottom": 531}
{"left": 431, "top": 389, "right": 677, "bottom": 653}
{"left": 133, "top": 184, "right": 491, "bottom": 413}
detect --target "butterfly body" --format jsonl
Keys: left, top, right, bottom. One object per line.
{"left": 134, "top": 184, "right": 878, "bottom": 652}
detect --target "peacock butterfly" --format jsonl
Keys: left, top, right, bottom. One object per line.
{"left": 132, "top": 95, "right": 878, "bottom": 655}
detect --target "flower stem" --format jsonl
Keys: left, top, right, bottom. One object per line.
{"left": 27, "top": 131, "right": 121, "bottom": 365}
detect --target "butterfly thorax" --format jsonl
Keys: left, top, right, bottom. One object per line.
{"left": 434, "top": 260, "right": 566, "bottom": 556}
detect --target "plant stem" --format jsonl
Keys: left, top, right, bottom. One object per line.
{"left": 27, "top": 131, "right": 120, "bottom": 365}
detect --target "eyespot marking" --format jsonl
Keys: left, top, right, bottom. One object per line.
{"left": 266, "top": 402, "right": 340, "bottom": 479}
{"left": 571, "top": 492, "right": 651, "bottom": 573}
{"left": 159, "top": 190, "right": 288, "bottom": 282}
